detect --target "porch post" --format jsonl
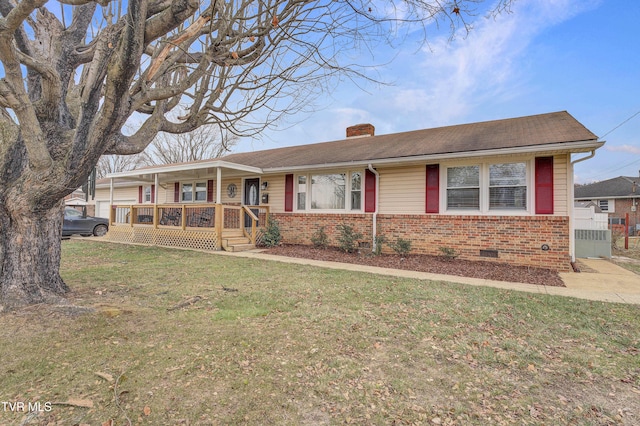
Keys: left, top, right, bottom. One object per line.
{"left": 216, "top": 167, "right": 222, "bottom": 204}
{"left": 215, "top": 204, "right": 223, "bottom": 250}
{"left": 153, "top": 173, "right": 159, "bottom": 229}
{"left": 215, "top": 167, "right": 223, "bottom": 250}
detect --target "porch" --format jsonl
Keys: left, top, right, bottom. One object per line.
{"left": 105, "top": 203, "right": 269, "bottom": 252}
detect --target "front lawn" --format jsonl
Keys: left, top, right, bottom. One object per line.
{"left": 1, "top": 240, "right": 639, "bottom": 425}
{"left": 613, "top": 236, "right": 640, "bottom": 275}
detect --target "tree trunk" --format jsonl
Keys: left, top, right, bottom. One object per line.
{"left": 0, "top": 202, "right": 69, "bottom": 309}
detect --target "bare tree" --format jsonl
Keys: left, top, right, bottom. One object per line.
{"left": 140, "top": 125, "right": 238, "bottom": 165}
{"left": 96, "top": 154, "right": 145, "bottom": 179}
{"left": 0, "top": 0, "right": 512, "bottom": 308}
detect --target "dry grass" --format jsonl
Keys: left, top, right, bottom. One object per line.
{"left": 613, "top": 236, "right": 640, "bottom": 275}
{"left": 0, "top": 240, "right": 639, "bottom": 425}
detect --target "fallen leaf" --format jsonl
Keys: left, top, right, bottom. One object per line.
{"left": 95, "top": 372, "right": 114, "bottom": 382}
{"left": 143, "top": 406, "right": 151, "bottom": 416}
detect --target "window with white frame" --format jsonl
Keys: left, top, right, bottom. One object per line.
{"left": 489, "top": 163, "right": 527, "bottom": 210}
{"left": 143, "top": 186, "right": 152, "bottom": 203}
{"left": 447, "top": 165, "right": 480, "bottom": 210}
{"left": 195, "top": 182, "right": 207, "bottom": 201}
{"left": 446, "top": 162, "right": 529, "bottom": 213}
{"left": 598, "top": 199, "right": 612, "bottom": 212}
{"left": 295, "top": 171, "right": 362, "bottom": 211}
{"left": 351, "top": 172, "right": 362, "bottom": 211}
{"left": 297, "top": 176, "right": 306, "bottom": 210}
{"left": 182, "top": 183, "right": 193, "bottom": 202}
{"left": 181, "top": 182, "right": 207, "bottom": 202}
{"left": 311, "top": 173, "right": 346, "bottom": 210}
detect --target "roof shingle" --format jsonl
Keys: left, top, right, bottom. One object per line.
{"left": 575, "top": 176, "right": 640, "bottom": 199}
{"left": 219, "top": 111, "right": 598, "bottom": 169}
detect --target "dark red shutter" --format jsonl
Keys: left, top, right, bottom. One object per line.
{"left": 425, "top": 164, "right": 439, "bottom": 213}
{"left": 151, "top": 185, "right": 155, "bottom": 203}
{"left": 284, "top": 174, "right": 294, "bottom": 212}
{"left": 207, "top": 180, "right": 214, "bottom": 202}
{"left": 364, "top": 169, "right": 376, "bottom": 213}
{"left": 138, "top": 186, "right": 143, "bottom": 204}
{"left": 174, "top": 182, "right": 180, "bottom": 203}
{"left": 535, "top": 157, "right": 554, "bottom": 214}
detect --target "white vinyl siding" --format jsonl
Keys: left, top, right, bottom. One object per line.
{"left": 378, "top": 165, "right": 425, "bottom": 214}
{"left": 553, "top": 153, "right": 569, "bottom": 216}
{"left": 266, "top": 174, "right": 286, "bottom": 213}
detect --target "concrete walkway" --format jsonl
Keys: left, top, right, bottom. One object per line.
{"left": 87, "top": 238, "right": 640, "bottom": 305}
{"left": 559, "top": 258, "right": 640, "bottom": 305}
{"left": 231, "top": 251, "right": 640, "bottom": 305}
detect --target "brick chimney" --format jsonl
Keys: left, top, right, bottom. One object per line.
{"left": 346, "top": 123, "right": 375, "bottom": 138}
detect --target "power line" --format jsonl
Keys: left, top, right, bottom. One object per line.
{"left": 600, "top": 110, "right": 640, "bottom": 139}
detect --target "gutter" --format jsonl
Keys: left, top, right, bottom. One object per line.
{"left": 571, "top": 149, "right": 597, "bottom": 166}
{"left": 569, "top": 148, "right": 600, "bottom": 264}
{"left": 367, "top": 164, "right": 380, "bottom": 253}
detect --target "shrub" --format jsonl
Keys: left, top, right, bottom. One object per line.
{"left": 337, "top": 224, "right": 363, "bottom": 253}
{"left": 390, "top": 238, "right": 412, "bottom": 257}
{"left": 260, "top": 217, "right": 282, "bottom": 247}
{"left": 439, "top": 246, "right": 458, "bottom": 261}
{"left": 311, "top": 226, "right": 329, "bottom": 249}
{"left": 373, "top": 234, "right": 386, "bottom": 256}
{"left": 611, "top": 230, "right": 623, "bottom": 251}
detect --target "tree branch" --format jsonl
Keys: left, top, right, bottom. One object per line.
{"left": 0, "top": 0, "right": 47, "bottom": 33}
{"left": 103, "top": 104, "right": 166, "bottom": 155}
{"left": 143, "top": 0, "right": 200, "bottom": 44}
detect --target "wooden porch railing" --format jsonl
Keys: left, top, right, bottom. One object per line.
{"left": 109, "top": 203, "right": 270, "bottom": 246}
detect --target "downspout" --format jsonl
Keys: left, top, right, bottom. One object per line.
{"left": 569, "top": 150, "right": 597, "bottom": 263}
{"left": 367, "top": 164, "right": 380, "bottom": 252}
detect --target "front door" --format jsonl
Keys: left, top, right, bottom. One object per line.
{"left": 244, "top": 178, "right": 260, "bottom": 227}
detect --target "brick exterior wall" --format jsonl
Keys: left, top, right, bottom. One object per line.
{"left": 272, "top": 213, "right": 572, "bottom": 272}
{"left": 609, "top": 198, "right": 640, "bottom": 235}
{"left": 273, "top": 213, "right": 373, "bottom": 248}
{"left": 377, "top": 214, "right": 571, "bottom": 272}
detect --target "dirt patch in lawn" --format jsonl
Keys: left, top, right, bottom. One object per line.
{"left": 264, "top": 244, "right": 565, "bottom": 287}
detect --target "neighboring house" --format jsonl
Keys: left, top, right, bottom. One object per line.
{"left": 64, "top": 189, "right": 95, "bottom": 216}
{"left": 575, "top": 176, "right": 640, "bottom": 234}
{"left": 96, "top": 111, "right": 603, "bottom": 272}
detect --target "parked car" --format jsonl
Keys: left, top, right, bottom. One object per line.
{"left": 63, "top": 206, "right": 109, "bottom": 237}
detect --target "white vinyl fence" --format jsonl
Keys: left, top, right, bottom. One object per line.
{"left": 574, "top": 206, "right": 608, "bottom": 230}
{"left": 574, "top": 206, "right": 611, "bottom": 258}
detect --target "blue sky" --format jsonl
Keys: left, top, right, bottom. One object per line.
{"left": 235, "top": 0, "right": 640, "bottom": 184}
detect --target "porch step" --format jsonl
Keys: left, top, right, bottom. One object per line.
{"left": 221, "top": 231, "right": 255, "bottom": 252}
{"left": 223, "top": 243, "right": 256, "bottom": 253}
{"left": 222, "top": 229, "right": 244, "bottom": 237}
{"left": 225, "top": 237, "right": 252, "bottom": 245}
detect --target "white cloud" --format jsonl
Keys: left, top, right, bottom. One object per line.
{"left": 605, "top": 144, "right": 640, "bottom": 155}
{"left": 384, "top": 0, "right": 602, "bottom": 126}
